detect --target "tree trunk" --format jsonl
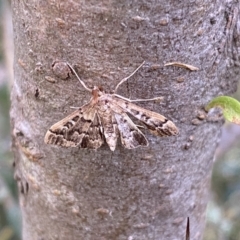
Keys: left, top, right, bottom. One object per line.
{"left": 11, "top": 1, "right": 240, "bottom": 239}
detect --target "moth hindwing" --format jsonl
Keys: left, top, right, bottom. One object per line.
{"left": 44, "top": 62, "right": 178, "bottom": 151}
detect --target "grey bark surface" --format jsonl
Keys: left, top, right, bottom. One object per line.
{"left": 11, "top": 1, "right": 240, "bottom": 240}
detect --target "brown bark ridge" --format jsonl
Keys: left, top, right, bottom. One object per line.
{"left": 11, "top": 1, "right": 240, "bottom": 239}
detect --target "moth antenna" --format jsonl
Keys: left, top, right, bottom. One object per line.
{"left": 114, "top": 61, "right": 145, "bottom": 93}
{"left": 66, "top": 63, "right": 92, "bottom": 92}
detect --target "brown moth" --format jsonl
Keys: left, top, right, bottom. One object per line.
{"left": 44, "top": 62, "right": 178, "bottom": 151}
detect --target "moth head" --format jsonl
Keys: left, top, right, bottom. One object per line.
{"left": 98, "top": 86, "right": 104, "bottom": 92}
{"left": 92, "top": 86, "right": 104, "bottom": 101}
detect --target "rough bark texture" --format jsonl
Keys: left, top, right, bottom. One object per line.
{"left": 11, "top": 1, "right": 240, "bottom": 240}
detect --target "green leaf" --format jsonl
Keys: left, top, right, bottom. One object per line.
{"left": 206, "top": 96, "right": 240, "bottom": 124}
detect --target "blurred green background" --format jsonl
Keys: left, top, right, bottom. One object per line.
{"left": 1, "top": 1, "right": 240, "bottom": 239}
{"left": 0, "top": 1, "right": 21, "bottom": 240}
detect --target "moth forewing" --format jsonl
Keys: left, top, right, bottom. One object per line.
{"left": 44, "top": 102, "right": 102, "bottom": 148}
{"left": 44, "top": 111, "right": 85, "bottom": 147}
{"left": 111, "top": 96, "right": 179, "bottom": 137}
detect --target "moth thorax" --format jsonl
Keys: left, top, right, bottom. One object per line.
{"left": 92, "top": 86, "right": 104, "bottom": 102}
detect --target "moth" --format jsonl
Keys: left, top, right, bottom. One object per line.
{"left": 44, "top": 62, "right": 178, "bottom": 151}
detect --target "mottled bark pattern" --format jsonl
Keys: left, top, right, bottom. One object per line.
{"left": 11, "top": 0, "right": 240, "bottom": 240}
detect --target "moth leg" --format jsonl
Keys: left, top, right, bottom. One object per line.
{"left": 114, "top": 61, "right": 145, "bottom": 93}
{"left": 113, "top": 94, "right": 163, "bottom": 103}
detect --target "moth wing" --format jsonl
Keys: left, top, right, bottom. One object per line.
{"left": 113, "top": 97, "right": 178, "bottom": 137}
{"left": 79, "top": 113, "right": 104, "bottom": 149}
{"left": 44, "top": 103, "right": 103, "bottom": 148}
{"left": 109, "top": 102, "right": 148, "bottom": 149}
{"left": 97, "top": 108, "right": 119, "bottom": 151}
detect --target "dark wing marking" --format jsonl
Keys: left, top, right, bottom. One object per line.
{"left": 80, "top": 113, "right": 104, "bottom": 149}
{"left": 112, "top": 96, "right": 179, "bottom": 136}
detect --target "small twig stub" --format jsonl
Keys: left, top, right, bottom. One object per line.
{"left": 44, "top": 62, "right": 178, "bottom": 151}
{"left": 164, "top": 62, "right": 199, "bottom": 71}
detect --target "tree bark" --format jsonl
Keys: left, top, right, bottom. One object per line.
{"left": 11, "top": 0, "right": 240, "bottom": 239}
